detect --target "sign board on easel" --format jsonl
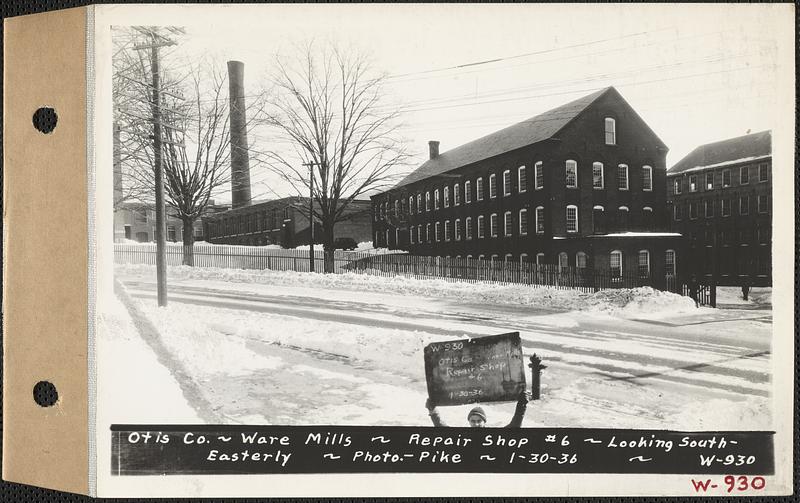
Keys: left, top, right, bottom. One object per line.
{"left": 424, "top": 332, "right": 526, "bottom": 406}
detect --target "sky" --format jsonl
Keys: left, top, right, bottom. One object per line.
{"left": 111, "top": 3, "right": 792, "bottom": 204}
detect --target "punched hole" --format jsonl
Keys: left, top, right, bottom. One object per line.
{"left": 32, "top": 107, "right": 58, "bottom": 134}
{"left": 33, "top": 381, "right": 58, "bottom": 407}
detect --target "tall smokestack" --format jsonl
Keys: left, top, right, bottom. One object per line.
{"left": 227, "top": 60, "right": 252, "bottom": 209}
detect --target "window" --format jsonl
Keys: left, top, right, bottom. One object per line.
{"left": 394, "top": 200, "right": 400, "bottom": 217}
{"left": 465, "top": 217, "right": 473, "bottom": 240}
{"left": 477, "top": 177, "right": 485, "bottom": 201}
{"left": 503, "top": 170, "right": 512, "bottom": 196}
{"left": 673, "top": 204, "right": 683, "bottom": 221}
{"left": 705, "top": 172, "right": 714, "bottom": 190}
{"left": 444, "top": 220, "right": 451, "bottom": 241}
{"left": 689, "top": 202, "right": 698, "bottom": 219}
{"left": 674, "top": 178, "right": 682, "bottom": 194}
{"left": 417, "top": 225, "right": 422, "bottom": 243}
{"left": 566, "top": 205, "right": 578, "bottom": 233}
{"left": 642, "top": 165, "right": 653, "bottom": 191}
{"left": 722, "top": 169, "right": 731, "bottom": 187}
{"left": 558, "top": 252, "right": 569, "bottom": 271}
{"left": 426, "top": 223, "right": 431, "bottom": 242}
{"left": 519, "top": 209, "right": 528, "bottom": 235}
{"left": 593, "top": 162, "right": 604, "bottom": 189}
{"left": 409, "top": 227, "right": 414, "bottom": 244}
{"left": 610, "top": 250, "right": 623, "bottom": 280}
{"left": 408, "top": 196, "right": 414, "bottom": 214}
{"left": 721, "top": 198, "right": 731, "bottom": 216}
{"left": 758, "top": 195, "right": 768, "bottom": 213}
{"left": 535, "top": 206, "right": 545, "bottom": 234}
{"left": 740, "top": 196, "right": 749, "bottom": 215}
{"left": 618, "top": 164, "right": 629, "bottom": 190}
{"left": 618, "top": 205, "right": 629, "bottom": 228}
{"left": 417, "top": 194, "right": 422, "bottom": 213}
{"left": 592, "top": 205, "right": 605, "bottom": 234}
{"left": 534, "top": 162, "right": 544, "bottom": 189}
{"left": 704, "top": 199, "right": 714, "bottom": 218}
{"left": 665, "top": 249, "right": 676, "bottom": 276}
{"left": 740, "top": 166, "right": 749, "bottom": 185}
{"left": 455, "top": 218, "right": 462, "bottom": 241}
{"left": 434, "top": 189, "right": 440, "bottom": 210}
{"left": 758, "top": 163, "right": 769, "bottom": 182}
{"left": 477, "top": 215, "right": 485, "bottom": 238}
{"left": 425, "top": 192, "right": 431, "bottom": 211}
{"left": 504, "top": 211, "right": 512, "bottom": 236}
{"left": 395, "top": 228, "right": 400, "bottom": 246}
{"left": 576, "top": 252, "right": 587, "bottom": 269}
{"left": 689, "top": 175, "right": 697, "bottom": 192}
{"left": 518, "top": 166, "right": 527, "bottom": 193}
{"left": 536, "top": 253, "right": 545, "bottom": 265}
{"left": 453, "top": 184, "right": 460, "bottom": 206}
{"left": 638, "top": 250, "right": 650, "bottom": 277}
{"left": 373, "top": 205, "right": 379, "bottom": 222}
{"left": 385, "top": 229, "right": 390, "bottom": 246}
{"left": 465, "top": 181, "right": 472, "bottom": 203}
{"left": 604, "top": 117, "right": 616, "bottom": 145}
{"left": 443, "top": 187, "right": 449, "bottom": 208}
{"left": 565, "top": 160, "right": 578, "bottom": 188}
{"left": 489, "top": 174, "right": 497, "bottom": 198}
{"left": 490, "top": 213, "right": 498, "bottom": 237}
{"left": 435, "top": 221, "right": 441, "bottom": 242}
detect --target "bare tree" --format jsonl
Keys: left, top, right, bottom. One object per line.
{"left": 113, "top": 28, "right": 264, "bottom": 264}
{"left": 259, "top": 43, "right": 409, "bottom": 272}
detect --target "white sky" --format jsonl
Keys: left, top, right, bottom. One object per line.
{"left": 112, "top": 3, "right": 793, "bottom": 204}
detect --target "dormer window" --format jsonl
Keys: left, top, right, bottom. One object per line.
{"left": 604, "top": 117, "right": 616, "bottom": 145}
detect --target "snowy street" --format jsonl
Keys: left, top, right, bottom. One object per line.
{"left": 107, "top": 265, "right": 773, "bottom": 431}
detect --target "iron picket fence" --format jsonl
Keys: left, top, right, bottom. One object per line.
{"left": 114, "top": 243, "right": 684, "bottom": 293}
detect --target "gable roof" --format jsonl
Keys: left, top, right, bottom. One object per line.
{"left": 668, "top": 130, "right": 772, "bottom": 175}
{"left": 393, "top": 87, "right": 614, "bottom": 189}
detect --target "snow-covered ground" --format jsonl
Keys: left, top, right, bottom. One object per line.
{"left": 105, "top": 264, "right": 772, "bottom": 431}
{"left": 116, "top": 263, "right": 700, "bottom": 318}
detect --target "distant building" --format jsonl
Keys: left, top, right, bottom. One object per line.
{"left": 667, "top": 130, "right": 772, "bottom": 286}
{"left": 114, "top": 201, "right": 230, "bottom": 243}
{"left": 203, "top": 197, "right": 373, "bottom": 248}
{"left": 371, "top": 87, "right": 683, "bottom": 288}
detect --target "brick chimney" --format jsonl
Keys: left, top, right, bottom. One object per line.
{"left": 428, "top": 140, "right": 440, "bottom": 159}
{"left": 227, "top": 60, "right": 252, "bottom": 209}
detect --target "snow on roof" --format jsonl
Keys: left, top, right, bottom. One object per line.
{"left": 666, "top": 154, "right": 772, "bottom": 176}
{"left": 668, "top": 130, "right": 771, "bottom": 175}
{"left": 591, "top": 232, "right": 683, "bottom": 238}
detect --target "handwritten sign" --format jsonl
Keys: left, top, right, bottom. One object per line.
{"left": 424, "top": 332, "right": 526, "bottom": 406}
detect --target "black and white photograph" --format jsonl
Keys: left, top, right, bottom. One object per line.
{"left": 88, "top": 3, "right": 794, "bottom": 497}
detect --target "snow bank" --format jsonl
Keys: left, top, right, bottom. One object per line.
{"left": 117, "top": 263, "right": 698, "bottom": 318}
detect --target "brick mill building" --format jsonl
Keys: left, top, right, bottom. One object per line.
{"left": 667, "top": 130, "right": 772, "bottom": 286}
{"left": 203, "top": 197, "right": 373, "bottom": 248}
{"left": 371, "top": 87, "right": 684, "bottom": 288}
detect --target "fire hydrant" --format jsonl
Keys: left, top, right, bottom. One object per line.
{"left": 529, "top": 354, "right": 546, "bottom": 400}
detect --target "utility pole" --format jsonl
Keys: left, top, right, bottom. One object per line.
{"left": 133, "top": 26, "right": 181, "bottom": 306}
{"left": 302, "top": 162, "right": 318, "bottom": 272}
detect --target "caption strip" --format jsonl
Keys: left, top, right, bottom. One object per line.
{"left": 111, "top": 425, "right": 774, "bottom": 476}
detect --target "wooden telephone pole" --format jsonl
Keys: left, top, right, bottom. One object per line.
{"left": 132, "top": 26, "right": 184, "bottom": 306}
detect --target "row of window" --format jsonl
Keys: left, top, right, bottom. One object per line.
{"left": 367, "top": 245, "right": 676, "bottom": 281}
{"left": 375, "top": 162, "right": 655, "bottom": 221}
{"left": 208, "top": 207, "right": 291, "bottom": 237}
{"left": 673, "top": 195, "right": 769, "bottom": 220}
{"left": 398, "top": 206, "right": 572, "bottom": 244}
{"left": 689, "top": 227, "right": 771, "bottom": 245}
{"left": 672, "top": 163, "right": 770, "bottom": 194}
